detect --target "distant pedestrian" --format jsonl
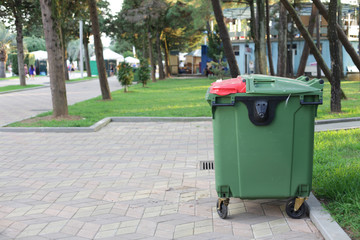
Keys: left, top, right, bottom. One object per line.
{"left": 29, "top": 65, "right": 36, "bottom": 80}
{"left": 24, "top": 64, "right": 29, "bottom": 80}
{"left": 204, "top": 65, "right": 209, "bottom": 77}
{"left": 249, "top": 61, "right": 254, "bottom": 74}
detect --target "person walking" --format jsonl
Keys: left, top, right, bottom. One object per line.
{"left": 29, "top": 65, "right": 36, "bottom": 80}
{"left": 24, "top": 64, "right": 29, "bottom": 81}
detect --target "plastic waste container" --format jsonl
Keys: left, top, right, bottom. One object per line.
{"left": 206, "top": 74, "right": 324, "bottom": 219}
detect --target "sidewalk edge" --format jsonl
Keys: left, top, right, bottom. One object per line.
{"left": 1, "top": 116, "right": 359, "bottom": 133}
{"left": 308, "top": 193, "right": 351, "bottom": 240}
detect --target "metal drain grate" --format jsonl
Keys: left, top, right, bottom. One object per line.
{"left": 200, "top": 161, "right": 214, "bottom": 170}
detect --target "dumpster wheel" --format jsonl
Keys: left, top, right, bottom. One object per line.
{"left": 217, "top": 198, "right": 229, "bottom": 219}
{"left": 285, "top": 198, "right": 307, "bottom": 219}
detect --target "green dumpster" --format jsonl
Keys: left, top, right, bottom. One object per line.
{"left": 206, "top": 75, "right": 324, "bottom": 219}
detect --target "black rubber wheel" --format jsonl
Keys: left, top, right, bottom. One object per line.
{"left": 285, "top": 198, "right": 307, "bottom": 219}
{"left": 217, "top": 199, "right": 228, "bottom": 219}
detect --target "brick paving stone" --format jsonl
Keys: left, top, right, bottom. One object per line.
{"left": 0, "top": 122, "right": 325, "bottom": 239}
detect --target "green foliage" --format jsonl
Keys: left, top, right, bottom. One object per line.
{"left": 24, "top": 53, "right": 35, "bottom": 66}
{"left": 207, "top": 25, "right": 224, "bottom": 62}
{"left": 138, "top": 57, "right": 150, "bottom": 87}
{"left": 8, "top": 54, "right": 18, "bottom": 75}
{"left": 110, "top": 40, "right": 133, "bottom": 56}
{"left": 313, "top": 129, "right": 360, "bottom": 239}
{"left": 23, "top": 36, "right": 46, "bottom": 52}
{"left": 117, "top": 62, "right": 134, "bottom": 92}
{"left": 210, "top": 53, "right": 228, "bottom": 79}
{"left": 8, "top": 53, "right": 35, "bottom": 75}
{"left": 0, "top": 23, "right": 16, "bottom": 62}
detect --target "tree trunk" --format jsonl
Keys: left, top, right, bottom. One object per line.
{"left": 0, "top": 61, "right": 6, "bottom": 78}
{"left": 266, "top": 0, "right": 274, "bottom": 75}
{"left": 328, "top": 0, "right": 341, "bottom": 112}
{"left": 316, "top": 12, "right": 321, "bottom": 78}
{"left": 148, "top": 31, "right": 156, "bottom": 82}
{"left": 337, "top": 0, "right": 344, "bottom": 78}
{"left": 248, "top": 0, "right": 260, "bottom": 73}
{"left": 313, "top": 0, "right": 360, "bottom": 72}
{"left": 280, "top": 0, "right": 347, "bottom": 99}
{"left": 39, "top": 0, "right": 68, "bottom": 117}
{"left": 63, "top": 46, "right": 69, "bottom": 80}
{"left": 297, "top": 4, "right": 318, "bottom": 77}
{"left": 277, "top": 3, "right": 287, "bottom": 76}
{"left": 14, "top": 9, "right": 26, "bottom": 86}
{"left": 88, "top": 0, "right": 111, "bottom": 100}
{"left": 163, "top": 38, "right": 170, "bottom": 77}
{"left": 84, "top": 36, "right": 92, "bottom": 77}
{"left": 257, "top": 0, "right": 267, "bottom": 74}
{"left": 280, "top": 0, "right": 330, "bottom": 78}
{"left": 156, "top": 31, "right": 165, "bottom": 80}
{"left": 211, "top": 0, "right": 240, "bottom": 77}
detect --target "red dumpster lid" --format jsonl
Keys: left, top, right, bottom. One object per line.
{"left": 209, "top": 77, "right": 246, "bottom": 96}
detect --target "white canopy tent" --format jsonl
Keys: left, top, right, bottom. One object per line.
{"left": 125, "top": 56, "right": 140, "bottom": 65}
{"left": 90, "top": 48, "right": 124, "bottom": 63}
{"left": 30, "top": 50, "right": 48, "bottom": 60}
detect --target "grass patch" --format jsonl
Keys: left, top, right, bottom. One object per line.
{"left": 67, "top": 76, "right": 97, "bottom": 82}
{"left": 317, "top": 80, "right": 360, "bottom": 119}
{"left": 313, "top": 129, "right": 360, "bottom": 239}
{"left": 0, "top": 84, "right": 42, "bottom": 92}
{"left": 8, "top": 78, "right": 214, "bottom": 127}
{"left": 0, "top": 76, "right": 19, "bottom": 81}
{"left": 7, "top": 77, "right": 360, "bottom": 127}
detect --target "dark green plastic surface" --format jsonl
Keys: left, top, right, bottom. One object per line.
{"left": 206, "top": 75, "right": 324, "bottom": 199}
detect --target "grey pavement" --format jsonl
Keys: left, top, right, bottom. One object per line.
{"left": 0, "top": 75, "right": 121, "bottom": 127}
{"left": 0, "top": 78, "right": 358, "bottom": 239}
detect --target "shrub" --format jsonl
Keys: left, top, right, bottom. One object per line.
{"left": 8, "top": 53, "right": 35, "bottom": 76}
{"left": 138, "top": 57, "right": 150, "bottom": 87}
{"left": 117, "top": 62, "right": 133, "bottom": 92}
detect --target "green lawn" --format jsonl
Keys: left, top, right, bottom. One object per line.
{"left": 313, "top": 129, "right": 360, "bottom": 239}
{"left": 0, "top": 84, "right": 42, "bottom": 92}
{"left": 0, "top": 76, "right": 19, "bottom": 81}
{"left": 67, "top": 76, "right": 97, "bottom": 82}
{"left": 317, "top": 80, "right": 360, "bottom": 119}
{"left": 7, "top": 77, "right": 360, "bottom": 127}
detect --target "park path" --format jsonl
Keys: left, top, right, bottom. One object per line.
{"left": 0, "top": 76, "right": 121, "bottom": 126}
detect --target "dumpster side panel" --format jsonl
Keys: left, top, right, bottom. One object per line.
{"left": 213, "top": 105, "right": 240, "bottom": 198}
{"left": 290, "top": 104, "right": 316, "bottom": 197}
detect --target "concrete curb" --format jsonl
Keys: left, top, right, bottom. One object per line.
{"left": 308, "top": 193, "right": 351, "bottom": 240}
{"left": 315, "top": 117, "right": 360, "bottom": 125}
{"left": 1, "top": 116, "right": 360, "bottom": 133}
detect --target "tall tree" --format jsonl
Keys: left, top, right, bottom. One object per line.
{"left": 312, "top": 0, "right": 360, "bottom": 72}
{"left": 0, "top": 0, "right": 37, "bottom": 86}
{"left": 277, "top": 3, "right": 287, "bottom": 76}
{"left": 297, "top": 4, "right": 318, "bottom": 77}
{"left": 39, "top": 0, "right": 68, "bottom": 117}
{"left": 265, "top": 0, "right": 274, "bottom": 75}
{"left": 328, "top": 0, "right": 341, "bottom": 112}
{"left": 0, "top": 24, "right": 15, "bottom": 78}
{"left": 280, "top": 0, "right": 346, "bottom": 111}
{"left": 210, "top": 0, "right": 240, "bottom": 77}
{"left": 88, "top": 0, "right": 111, "bottom": 100}
{"left": 256, "top": 0, "right": 267, "bottom": 74}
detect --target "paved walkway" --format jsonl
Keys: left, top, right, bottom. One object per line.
{"left": 0, "top": 75, "right": 121, "bottom": 127}
{"left": 0, "top": 78, "right": 357, "bottom": 239}
{"left": 0, "top": 121, "right": 325, "bottom": 240}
